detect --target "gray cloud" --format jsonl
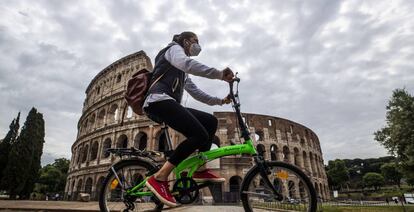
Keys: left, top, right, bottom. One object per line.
{"left": 1, "top": 0, "right": 413, "bottom": 165}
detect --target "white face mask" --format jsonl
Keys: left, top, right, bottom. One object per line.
{"left": 186, "top": 40, "right": 202, "bottom": 56}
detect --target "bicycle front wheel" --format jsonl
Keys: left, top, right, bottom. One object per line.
{"left": 241, "top": 161, "right": 317, "bottom": 212}
{"left": 98, "top": 159, "right": 163, "bottom": 212}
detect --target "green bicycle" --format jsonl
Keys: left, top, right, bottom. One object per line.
{"left": 98, "top": 76, "right": 317, "bottom": 212}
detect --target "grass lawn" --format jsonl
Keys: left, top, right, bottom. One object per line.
{"left": 322, "top": 205, "right": 414, "bottom": 212}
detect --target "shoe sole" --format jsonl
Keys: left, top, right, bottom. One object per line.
{"left": 194, "top": 178, "right": 226, "bottom": 183}
{"left": 145, "top": 181, "right": 178, "bottom": 207}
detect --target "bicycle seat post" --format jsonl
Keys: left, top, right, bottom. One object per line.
{"left": 161, "top": 122, "right": 173, "bottom": 151}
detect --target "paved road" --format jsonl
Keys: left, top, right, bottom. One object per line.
{"left": 0, "top": 200, "right": 266, "bottom": 212}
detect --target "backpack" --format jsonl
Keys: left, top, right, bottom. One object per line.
{"left": 120, "top": 68, "right": 168, "bottom": 124}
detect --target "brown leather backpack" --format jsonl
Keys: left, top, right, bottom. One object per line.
{"left": 120, "top": 68, "right": 168, "bottom": 124}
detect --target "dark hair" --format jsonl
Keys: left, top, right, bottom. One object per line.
{"left": 172, "top": 31, "right": 196, "bottom": 47}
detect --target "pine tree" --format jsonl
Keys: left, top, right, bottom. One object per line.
{"left": 0, "top": 112, "right": 20, "bottom": 189}
{"left": 1, "top": 108, "right": 45, "bottom": 199}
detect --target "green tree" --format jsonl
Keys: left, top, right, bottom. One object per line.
{"left": 363, "top": 172, "right": 385, "bottom": 190}
{"left": 327, "top": 159, "right": 349, "bottom": 190}
{"left": 380, "top": 163, "right": 402, "bottom": 187}
{"left": 374, "top": 88, "right": 414, "bottom": 185}
{"left": 1, "top": 108, "right": 45, "bottom": 199}
{"left": 36, "top": 158, "right": 70, "bottom": 194}
{"left": 0, "top": 112, "right": 20, "bottom": 188}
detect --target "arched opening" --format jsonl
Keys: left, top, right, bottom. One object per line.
{"left": 320, "top": 183, "right": 324, "bottom": 199}
{"left": 95, "top": 176, "right": 105, "bottom": 201}
{"left": 299, "top": 181, "right": 305, "bottom": 200}
{"left": 90, "top": 141, "right": 99, "bottom": 161}
{"left": 116, "top": 74, "right": 122, "bottom": 83}
{"left": 303, "top": 151, "right": 310, "bottom": 174}
{"left": 256, "top": 144, "right": 266, "bottom": 158}
{"left": 314, "top": 183, "right": 319, "bottom": 198}
{"left": 229, "top": 176, "right": 242, "bottom": 202}
{"left": 76, "top": 179, "right": 83, "bottom": 193}
{"left": 117, "top": 134, "right": 128, "bottom": 148}
{"left": 101, "top": 138, "right": 111, "bottom": 158}
{"left": 97, "top": 109, "right": 106, "bottom": 127}
{"left": 88, "top": 114, "right": 96, "bottom": 130}
{"left": 300, "top": 138, "right": 305, "bottom": 147}
{"left": 270, "top": 144, "right": 277, "bottom": 161}
{"left": 108, "top": 104, "right": 119, "bottom": 123}
{"left": 127, "top": 106, "right": 133, "bottom": 118}
{"left": 156, "top": 131, "right": 168, "bottom": 152}
{"left": 288, "top": 180, "right": 296, "bottom": 198}
{"left": 282, "top": 146, "right": 290, "bottom": 163}
{"left": 254, "top": 130, "right": 264, "bottom": 141}
{"left": 213, "top": 135, "right": 221, "bottom": 147}
{"left": 76, "top": 146, "right": 82, "bottom": 164}
{"left": 134, "top": 132, "right": 147, "bottom": 150}
{"left": 310, "top": 153, "right": 316, "bottom": 176}
{"left": 82, "top": 145, "right": 89, "bottom": 163}
{"left": 294, "top": 147, "right": 300, "bottom": 167}
{"left": 85, "top": 177, "right": 93, "bottom": 194}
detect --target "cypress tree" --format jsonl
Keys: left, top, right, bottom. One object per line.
{"left": 0, "top": 112, "right": 20, "bottom": 189}
{"left": 1, "top": 108, "right": 45, "bottom": 199}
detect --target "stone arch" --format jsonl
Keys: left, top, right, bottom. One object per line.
{"left": 288, "top": 180, "right": 296, "bottom": 198}
{"left": 134, "top": 132, "right": 147, "bottom": 150}
{"left": 314, "top": 182, "right": 319, "bottom": 198}
{"left": 107, "top": 104, "right": 119, "bottom": 123}
{"left": 300, "top": 138, "right": 306, "bottom": 147}
{"left": 101, "top": 138, "right": 111, "bottom": 158}
{"left": 76, "top": 178, "right": 83, "bottom": 192}
{"left": 282, "top": 146, "right": 290, "bottom": 163}
{"left": 82, "top": 144, "right": 89, "bottom": 163}
{"left": 90, "top": 141, "right": 99, "bottom": 161}
{"left": 116, "top": 73, "right": 122, "bottom": 83}
{"left": 298, "top": 181, "right": 305, "bottom": 200}
{"left": 255, "top": 129, "right": 264, "bottom": 141}
{"left": 88, "top": 113, "right": 96, "bottom": 130}
{"left": 85, "top": 177, "right": 93, "bottom": 194}
{"left": 82, "top": 119, "right": 88, "bottom": 134}
{"left": 310, "top": 153, "right": 316, "bottom": 176}
{"left": 270, "top": 144, "right": 277, "bottom": 161}
{"left": 127, "top": 106, "right": 133, "bottom": 118}
{"left": 293, "top": 147, "right": 301, "bottom": 167}
{"left": 117, "top": 134, "right": 128, "bottom": 148}
{"left": 256, "top": 144, "right": 266, "bottom": 158}
{"left": 97, "top": 109, "right": 106, "bottom": 127}
{"left": 303, "top": 151, "right": 311, "bottom": 174}
{"left": 229, "top": 176, "right": 242, "bottom": 193}
{"left": 96, "top": 176, "right": 105, "bottom": 199}
{"left": 155, "top": 130, "right": 168, "bottom": 152}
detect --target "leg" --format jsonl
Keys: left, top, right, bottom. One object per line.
{"left": 145, "top": 100, "right": 210, "bottom": 177}
{"left": 186, "top": 108, "right": 219, "bottom": 152}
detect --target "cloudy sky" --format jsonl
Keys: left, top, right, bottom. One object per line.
{"left": 1, "top": 0, "right": 413, "bottom": 166}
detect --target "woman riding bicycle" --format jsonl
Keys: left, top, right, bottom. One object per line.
{"left": 143, "top": 31, "right": 234, "bottom": 207}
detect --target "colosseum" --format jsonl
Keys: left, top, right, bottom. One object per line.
{"left": 64, "top": 51, "right": 330, "bottom": 203}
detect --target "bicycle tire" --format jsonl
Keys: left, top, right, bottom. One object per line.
{"left": 98, "top": 158, "right": 163, "bottom": 212}
{"left": 241, "top": 161, "right": 317, "bottom": 212}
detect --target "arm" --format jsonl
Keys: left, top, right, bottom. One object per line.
{"left": 165, "top": 44, "right": 223, "bottom": 80}
{"left": 184, "top": 77, "right": 223, "bottom": 106}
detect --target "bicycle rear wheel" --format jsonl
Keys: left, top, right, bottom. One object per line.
{"left": 241, "top": 161, "right": 317, "bottom": 212}
{"left": 98, "top": 159, "right": 163, "bottom": 212}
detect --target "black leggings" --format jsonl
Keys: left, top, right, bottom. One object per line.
{"left": 144, "top": 100, "right": 218, "bottom": 166}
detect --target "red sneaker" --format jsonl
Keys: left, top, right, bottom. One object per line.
{"left": 192, "top": 169, "right": 226, "bottom": 183}
{"left": 145, "top": 176, "right": 177, "bottom": 207}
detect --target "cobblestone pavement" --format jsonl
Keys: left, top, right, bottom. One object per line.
{"left": 0, "top": 200, "right": 264, "bottom": 212}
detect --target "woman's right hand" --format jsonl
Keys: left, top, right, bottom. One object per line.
{"left": 222, "top": 67, "right": 234, "bottom": 82}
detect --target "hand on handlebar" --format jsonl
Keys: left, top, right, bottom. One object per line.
{"left": 221, "top": 94, "right": 232, "bottom": 105}
{"left": 222, "top": 67, "right": 234, "bottom": 82}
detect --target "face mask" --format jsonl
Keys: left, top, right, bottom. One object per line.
{"left": 187, "top": 41, "right": 202, "bottom": 56}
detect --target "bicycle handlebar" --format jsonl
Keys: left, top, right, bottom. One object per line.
{"left": 228, "top": 76, "right": 250, "bottom": 141}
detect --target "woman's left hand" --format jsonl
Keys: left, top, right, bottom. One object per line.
{"left": 221, "top": 95, "right": 232, "bottom": 104}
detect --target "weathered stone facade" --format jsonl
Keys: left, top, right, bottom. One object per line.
{"left": 64, "top": 51, "right": 329, "bottom": 202}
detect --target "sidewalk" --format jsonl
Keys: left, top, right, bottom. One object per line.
{"left": 0, "top": 200, "right": 247, "bottom": 212}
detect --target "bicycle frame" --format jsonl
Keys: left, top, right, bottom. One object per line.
{"left": 125, "top": 76, "right": 260, "bottom": 198}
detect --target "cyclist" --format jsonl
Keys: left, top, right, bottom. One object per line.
{"left": 143, "top": 31, "right": 234, "bottom": 207}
